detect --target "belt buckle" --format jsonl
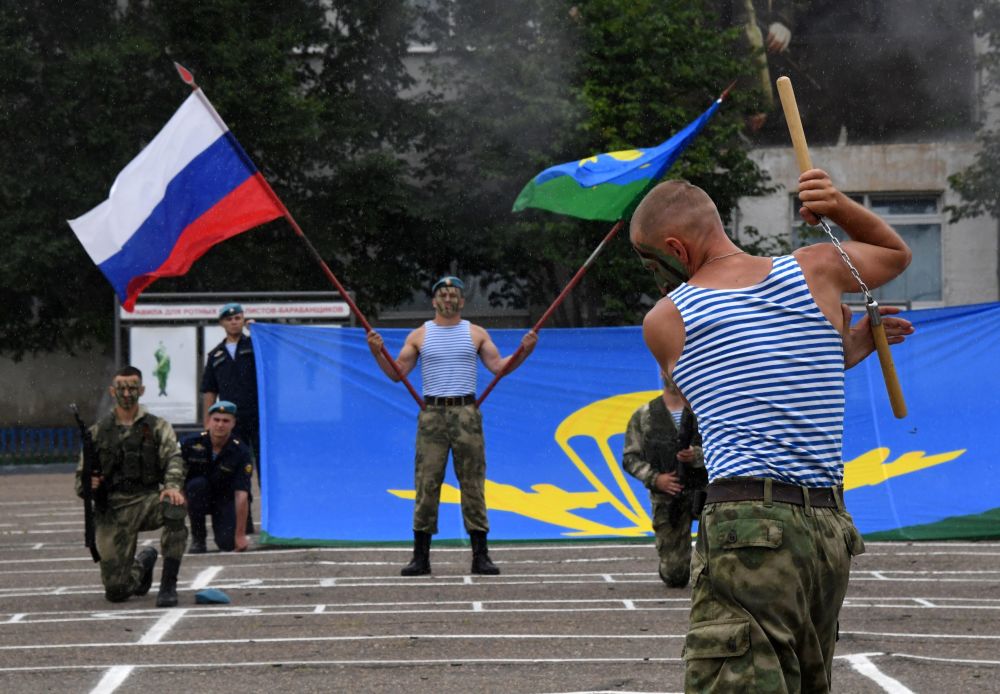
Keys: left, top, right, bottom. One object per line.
{"left": 445, "top": 396, "right": 457, "bottom": 407}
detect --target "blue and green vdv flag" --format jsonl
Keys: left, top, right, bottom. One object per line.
{"left": 513, "top": 98, "right": 723, "bottom": 222}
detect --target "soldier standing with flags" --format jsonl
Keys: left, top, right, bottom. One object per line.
{"left": 366, "top": 276, "right": 538, "bottom": 576}
{"left": 630, "top": 171, "right": 912, "bottom": 691}
{"left": 74, "top": 366, "right": 188, "bottom": 607}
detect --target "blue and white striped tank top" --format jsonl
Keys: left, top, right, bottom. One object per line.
{"left": 668, "top": 255, "right": 845, "bottom": 486}
{"left": 421, "top": 320, "right": 478, "bottom": 397}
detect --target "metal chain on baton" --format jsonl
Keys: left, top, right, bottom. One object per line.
{"left": 816, "top": 218, "right": 884, "bottom": 328}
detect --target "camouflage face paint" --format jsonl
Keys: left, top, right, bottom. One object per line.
{"left": 432, "top": 288, "right": 463, "bottom": 318}
{"left": 633, "top": 243, "right": 689, "bottom": 295}
{"left": 113, "top": 383, "right": 141, "bottom": 409}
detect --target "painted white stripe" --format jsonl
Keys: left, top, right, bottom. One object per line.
{"left": 190, "top": 566, "right": 222, "bottom": 591}
{"left": 913, "top": 598, "right": 936, "bottom": 607}
{"left": 137, "top": 608, "right": 188, "bottom": 645}
{"left": 891, "top": 652, "right": 1000, "bottom": 666}
{"left": 602, "top": 574, "right": 615, "bottom": 583}
{"left": 472, "top": 602, "right": 483, "bottom": 612}
{"left": 842, "top": 653, "right": 915, "bottom": 694}
{"left": 0, "top": 656, "right": 681, "bottom": 674}
{"left": 0, "top": 632, "right": 683, "bottom": 652}
{"left": 622, "top": 600, "right": 635, "bottom": 610}
{"left": 90, "top": 665, "right": 135, "bottom": 694}
{"left": 68, "top": 93, "right": 227, "bottom": 264}
{"left": 6, "top": 613, "right": 25, "bottom": 623}
{"left": 312, "top": 605, "right": 325, "bottom": 614}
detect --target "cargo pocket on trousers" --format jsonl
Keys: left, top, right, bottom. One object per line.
{"left": 844, "top": 521, "right": 866, "bottom": 557}
{"left": 683, "top": 618, "right": 752, "bottom": 689}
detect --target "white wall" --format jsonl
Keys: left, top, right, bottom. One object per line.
{"left": 738, "top": 141, "right": 999, "bottom": 307}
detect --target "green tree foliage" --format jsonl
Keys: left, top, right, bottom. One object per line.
{"left": 0, "top": 0, "right": 436, "bottom": 358}
{"left": 948, "top": 0, "right": 1000, "bottom": 221}
{"left": 423, "top": 0, "right": 772, "bottom": 325}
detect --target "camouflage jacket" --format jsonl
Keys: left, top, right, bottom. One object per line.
{"left": 74, "top": 405, "right": 186, "bottom": 501}
{"left": 622, "top": 396, "right": 704, "bottom": 492}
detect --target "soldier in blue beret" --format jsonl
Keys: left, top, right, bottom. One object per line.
{"left": 182, "top": 400, "right": 253, "bottom": 553}
{"left": 367, "top": 276, "right": 538, "bottom": 576}
{"left": 202, "top": 301, "right": 259, "bottom": 533}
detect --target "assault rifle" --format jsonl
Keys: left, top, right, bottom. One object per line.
{"left": 676, "top": 408, "right": 697, "bottom": 451}
{"left": 71, "top": 404, "right": 104, "bottom": 562}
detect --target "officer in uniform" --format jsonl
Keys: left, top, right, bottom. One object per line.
{"left": 201, "top": 302, "right": 259, "bottom": 531}
{"left": 621, "top": 373, "right": 707, "bottom": 588}
{"left": 75, "top": 365, "right": 188, "bottom": 607}
{"left": 182, "top": 401, "right": 252, "bottom": 553}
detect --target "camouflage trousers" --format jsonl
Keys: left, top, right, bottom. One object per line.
{"left": 412, "top": 404, "right": 488, "bottom": 535}
{"left": 684, "top": 498, "right": 865, "bottom": 693}
{"left": 95, "top": 493, "right": 188, "bottom": 602}
{"left": 650, "top": 491, "right": 695, "bottom": 588}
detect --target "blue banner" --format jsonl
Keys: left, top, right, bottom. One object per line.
{"left": 253, "top": 302, "right": 1000, "bottom": 543}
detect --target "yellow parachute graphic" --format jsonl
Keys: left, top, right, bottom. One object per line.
{"left": 388, "top": 392, "right": 966, "bottom": 536}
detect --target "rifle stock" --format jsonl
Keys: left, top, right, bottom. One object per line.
{"left": 71, "top": 404, "right": 103, "bottom": 563}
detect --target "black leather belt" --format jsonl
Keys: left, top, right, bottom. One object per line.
{"left": 706, "top": 477, "right": 843, "bottom": 509}
{"left": 424, "top": 394, "right": 476, "bottom": 407}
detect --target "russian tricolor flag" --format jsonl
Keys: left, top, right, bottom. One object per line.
{"left": 68, "top": 92, "right": 284, "bottom": 310}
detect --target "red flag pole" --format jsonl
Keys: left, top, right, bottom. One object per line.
{"left": 174, "top": 63, "right": 425, "bottom": 409}
{"left": 476, "top": 219, "right": 625, "bottom": 407}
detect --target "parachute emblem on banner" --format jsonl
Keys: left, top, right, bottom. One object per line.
{"left": 388, "top": 392, "right": 968, "bottom": 537}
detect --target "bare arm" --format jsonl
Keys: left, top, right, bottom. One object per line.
{"left": 367, "top": 328, "right": 421, "bottom": 382}
{"left": 476, "top": 327, "right": 538, "bottom": 375}
{"left": 641, "top": 299, "right": 687, "bottom": 379}
{"left": 796, "top": 169, "right": 912, "bottom": 295}
{"left": 841, "top": 304, "right": 914, "bottom": 370}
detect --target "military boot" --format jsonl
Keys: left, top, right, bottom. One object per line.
{"left": 133, "top": 547, "right": 159, "bottom": 596}
{"left": 156, "top": 558, "right": 181, "bottom": 608}
{"left": 400, "top": 531, "right": 431, "bottom": 576}
{"left": 469, "top": 530, "right": 500, "bottom": 575}
{"left": 188, "top": 536, "right": 207, "bottom": 554}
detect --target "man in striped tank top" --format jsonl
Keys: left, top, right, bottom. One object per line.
{"left": 630, "top": 170, "right": 912, "bottom": 692}
{"left": 367, "top": 276, "right": 537, "bottom": 577}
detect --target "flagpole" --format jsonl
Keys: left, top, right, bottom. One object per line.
{"left": 476, "top": 219, "right": 625, "bottom": 407}
{"left": 174, "top": 63, "right": 425, "bottom": 409}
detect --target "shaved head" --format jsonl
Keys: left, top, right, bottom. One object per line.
{"left": 630, "top": 180, "right": 724, "bottom": 247}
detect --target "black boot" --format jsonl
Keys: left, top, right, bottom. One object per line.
{"left": 134, "top": 547, "right": 159, "bottom": 596}
{"left": 156, "top": 558, "right": 181, "bottom": 607}
{"left": 188, "top": 536, "right": 207, "bottom": 554}
{"left": 400, "top": 531, "right": 431, "bottom": 576}
{"left": 470, "top": 530, "right": 500, "bottom": 575}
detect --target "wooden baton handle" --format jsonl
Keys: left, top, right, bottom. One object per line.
{"left": 776, "top": 76, "right": 907, "bottom": 419}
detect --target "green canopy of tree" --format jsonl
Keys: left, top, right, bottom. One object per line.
{"left": 0, "top": 0, "right": 772, "bottom": 358}
{"left": 421, "top": 0, "right": 772, "bottom": 326}
{"left": 0, "top": 0, "right": 439, "bottom": 358}
{"left": 948, "top": 0, "right": 1000, "bottom": 221}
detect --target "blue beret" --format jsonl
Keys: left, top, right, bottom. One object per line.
{"left": 208, "top": 400, "right": 238, "bottom": 416}
{"left": 195, "top": 588, "right": 231, "bottom": 604}
{"left": 219, "top": 303, "right": 244, "bottom": 319}
{"left": 432, "top": 276, "right": 464, "bottom": 294}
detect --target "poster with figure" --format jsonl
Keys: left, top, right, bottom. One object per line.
{"left": 129, "top": 326, "right": 198, "bottom": 424}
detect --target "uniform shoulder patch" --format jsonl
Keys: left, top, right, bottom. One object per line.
{"left": 191, "top": 443, "right": 205, "bottom": 451}
{"left": 244, "top": 464, "right": 253, "bottom": 475}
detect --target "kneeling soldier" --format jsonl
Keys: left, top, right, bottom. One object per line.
{"left": 182, "top": 401, "right": 252, "bottom": 553}
{"left": 75, "top": 366, "right": 188, "bottom": 607}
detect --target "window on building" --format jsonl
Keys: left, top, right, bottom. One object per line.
{"left": 791, "top": 193, "right": 942, "bottom": 305}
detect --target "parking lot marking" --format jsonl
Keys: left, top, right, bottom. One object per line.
{"left": 190, "top": 566, "right": 222, "bottom": 590}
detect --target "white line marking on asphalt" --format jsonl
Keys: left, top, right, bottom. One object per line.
{"left": 138, "top": 609, "right": 188, "bottom": 645}
{"left": 32, "top": 543, "right": 43, "bottom": 549}
{"left": 472, "top": 602, "right": 483, "bottom": 612}
{"left": 842, "top": 653, "right": 916, "bottom": 693}
{"left": 1, "top": 633, "right": 684, "bottom": 652}
{"left": 890, "top": 653, "right": 1000, "bottom": 666}
{"left": 913, "top": 598, "right": 936, "bottom": 607}
{"left": 90, "top": 608, "right": 188, "bottom": 693}
{"left": 843, "top": 629, "right": 1000, "bottom": 640}
{"left": 463, "top": 576, "right": 473, "bottom": 584}
{"left": 0, "top": 655, "right": 682, "bottom": 673}
{"left": 6, "top": 613, "right": 24, "bottom": 623}
{"left": 320, "top": 578, "right": 336, "bottom": 587}
{"left": 190, "top": 566, "right": 222, "bottom": 591}
{"left": 602, "top": 574, "right": 615, "bottom": 583}
{"left": 312, "top": 605, "right": 325, "bottom": 614}
{"left": 622, "top": 600, "right": 635, "bottom": 610}
{"left": 90, "top": 665, "right": 134, "bottom": 694}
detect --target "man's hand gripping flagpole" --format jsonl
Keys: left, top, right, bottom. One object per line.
{"left": 174, "top": 63, "right": 425, "bottom": 409}
{"left": 776, "top": 76, "right": 906, "bottom": 418}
